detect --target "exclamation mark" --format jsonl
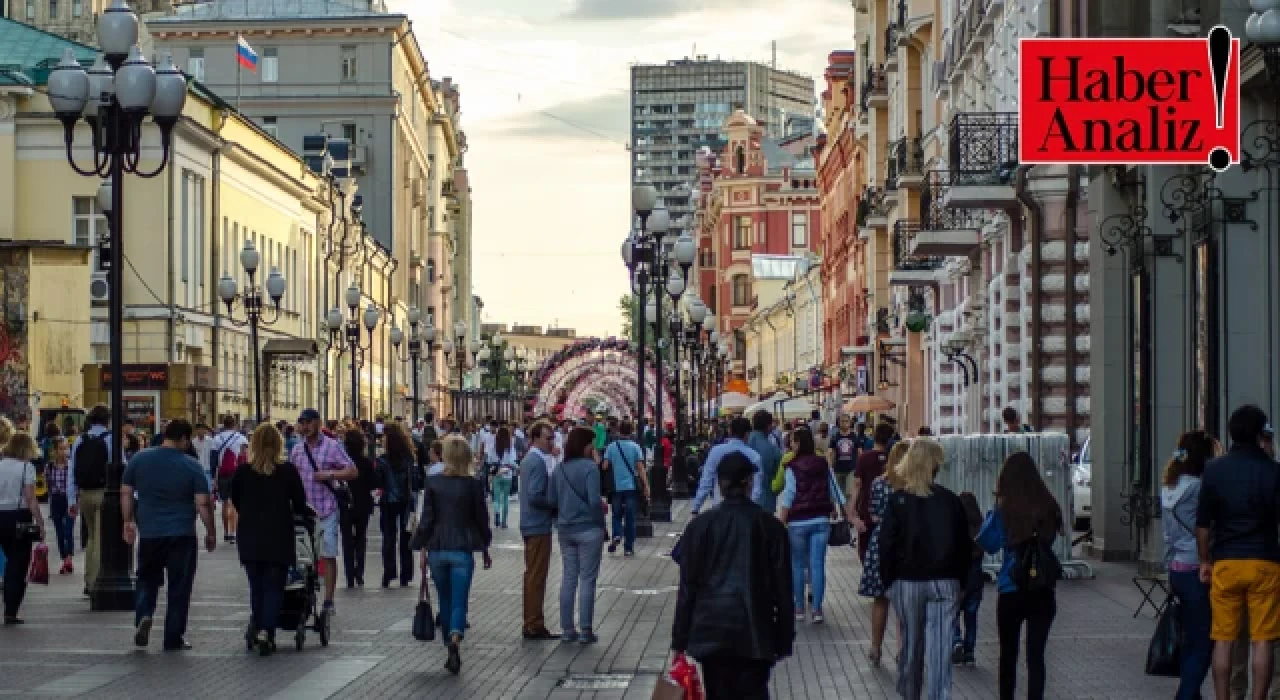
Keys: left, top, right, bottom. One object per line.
{"left": 1207, "top": 25, "right": 1232, "bottom": 172}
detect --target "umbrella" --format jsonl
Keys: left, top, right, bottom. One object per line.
{"left": 843, "top": 395, "right": 896, "bottom": 413}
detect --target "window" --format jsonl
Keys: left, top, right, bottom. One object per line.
{"left": 342, "top": 122, "right": 357, "bottom": 145}
{"left": 262, "top": 116, "right": 277, "bottom": 138}
{"left": 732, "top": 274, "right": 750, "bottom": 307}
{"left": 188, "top": 48, "right": 204, "bottom": 81}
{"left": 48, "top": 0, "right": 57, "bottom": 18}
{"left": 791, "top": 212, "right": 808, "bottom": 247}
{"left": 733, "top": 215, "right": 751, "bottom": 250}
{"left": 72, "top": 0, "right": 80, "bottom": 17}
{"left": 341, "top": 46, "right": 358, "bottom": 82}
{"left": 261, "top": 47, "right": 278, "bottom": 83}
{"left": 25, "top": 0, "right": 34, "bottom": 19}
{"left": 73, "top": 196, "right": 108, "bottom": 271}
{"left": 707, "top": 286, "right": 717, "bottom": 314}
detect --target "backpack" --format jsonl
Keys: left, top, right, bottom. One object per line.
{"left": 209, "top": 432, "right": 236, "bottom": 475}
{"left": 73, "top": 433, "right": 109, "bottom": 490}
{"left": 217, "top": 442, "right": 244, "bottom": 479}
{"left": 1012, "top": 534, "right": 1061, "bottom": 592}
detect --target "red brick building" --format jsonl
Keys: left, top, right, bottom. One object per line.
{"left": 691, "top": 110, "right": 821, "bottom": 380}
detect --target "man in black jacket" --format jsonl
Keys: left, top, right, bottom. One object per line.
{"left": 672, "top": 453, "right": 792, "bottom": 699}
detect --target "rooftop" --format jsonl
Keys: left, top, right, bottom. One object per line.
{"left": 0, "top": 18, "right": 99, "bottom": 85}
{"left": 153, "top": 0, "right": 396, "bottom": 22}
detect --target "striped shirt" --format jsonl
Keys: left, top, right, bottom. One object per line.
{"left": 290, "top": 433, "right": 354, "bottom": 518}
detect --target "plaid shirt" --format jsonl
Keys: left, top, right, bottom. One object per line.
{"left": 46, "top": 464, "right": 69, "bottom": 495}
{"left": 291, "top": 433, "right": 354, "bottom": 518}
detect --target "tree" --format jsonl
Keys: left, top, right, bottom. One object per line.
{"left": 618, "top": 291, "right": 671, "bottom": 363}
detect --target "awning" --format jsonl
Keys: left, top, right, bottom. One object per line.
{"left": 262, "top": 339, "right": 319, "bottom": 357}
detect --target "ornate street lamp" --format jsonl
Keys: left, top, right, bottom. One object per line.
{"left": 48, "top": 0, "right": 188, "bottom": 612}
{"left": 217, "top": 240, "right": 286, "bottom": 423}
{"left": 391, "top": 305, "right": 431, "bottom": 423}
{"left": 328, "top": 283, "right": 379, "bottom": 420}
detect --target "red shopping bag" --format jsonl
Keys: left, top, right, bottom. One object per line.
{"left": 27, "top": 543, "right": 49, "bottom": 585}
{"left": 651, "top": 653, "right": 704, "bottom": 700}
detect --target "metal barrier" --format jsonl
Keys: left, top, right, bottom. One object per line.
{"left": 936, "top": 433, "right": 1094, "bottom": 581}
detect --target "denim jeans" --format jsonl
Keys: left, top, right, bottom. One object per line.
{"left": 492, "top": 477, "right": 512, "bottom": 527}
{"left": 788, "top": 520, "right": 830, "bottom": 611}
{"left": 48, "top": 493, "right": 75, "bottom": 560}
{"left": 340, "top": 505, "right": 371, "bottom": 587}
{"left": 1169, "top": 569, "right": 1212, "bottom": 700}
{"left": 559, "top": 528, "right": 605, "bottom": 634}
{"left": 428, "top": 549, "right": 475, "bottom": 644}
{"left": 379, "top": 501, "right": 413, "bottom": 585}
{"left": 244, "top": 562, "right": 287, "bottom": 634}
{"left": 135, "top": 535, "right": 198, "bottom": 648}
{"left": 611, "top": 491, "right": 639, "bottom": 553}
{"left": 952, "top": 595, "right": 981, "bottom": 653}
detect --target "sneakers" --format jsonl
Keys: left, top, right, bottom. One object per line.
{"left": 561, "top": 631, "right": 579, "bottom": 643}
{"left": 578, "top": 630, "right": 598, "bottom": 644}
{"left": 135, "top": 616, "right": 153, "bottom": 647}
{"left": 963, "top": 650, "right": 976, "bottom": 665}
{"left": 608, "top": 537, "right": 621, "bottom": 554}
{"left": 811, "top": 611, "right": 825, "bottom": 624}
{"left": 494, "top": 514, "right": 501, "bottom": 527}
{"left": 794, "top": 608, "right": 806, "bottom": 623}
{"left": 623, "top": 550, "right": 635, "bottom": 558}
{"left": 59, "top": 557, "right": 73, "bottom": 575}
{"left": 951, "top": 644, "right": 965, "bottom": 665}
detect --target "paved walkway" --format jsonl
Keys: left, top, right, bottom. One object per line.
{"left": 0, "top": 499, "right": 1184, "bottom": 698}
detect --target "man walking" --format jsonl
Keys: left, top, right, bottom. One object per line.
{"left": 122, "top": 420, "right": 216, "bottom": 651}
{"left": 210, "top": 415, "right": 247, "bottom": 543}
{"left": 519, "top": 421, "right": 559, "bottom": 640}
{"left": 691, "top": 417, "right": 762, "bottom": 516}
{"left": 672, "top": 452, "right": 793, "bottom": 698}
{"left": 291, "top": 408, "right": 357, "bottom": 615}
{"left": 1197, "top": 405, "right": 1280, "bottom": 700}
{"left": 602, "top": 420, "right": 649, "bottom": 557}
{"left": 747, "top": 411, "right": 781, "bottom": 514}
{"left": 827, "top": 415, "right": 859, "bottom": 495}
{"left": 68, "top": 403, "right": 111, "bottom": 597}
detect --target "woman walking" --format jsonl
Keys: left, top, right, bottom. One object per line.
{"left": 377, "top": 423, "right": 418, "bottom": 587}
{"left": 45, "top": 437, "right": 76, "bottom": 575}
{"left": 1161, "top": 431, "right": 1215, "bottom": 700}
{"left": 231, "top": 424, "right": 308, "bottom": 655}
{"left": 340, "top": 429, "right": 377, "bottom": 589}
{"left": 878, "top": 438, "right": 972, "bottom": 700}
{"left": 778, "top": 427, "right": 846, "bottom": 624}
{"left": 858, "top": 439, "right": 910, "bottom": 665}
{"left": 549, "top": 426, "right": 607, "bottom": 644}
{"left": 411, "top": 436, "right": 492, "bottom": 675}
{"left": 490, "top": 426, "right": 518, "bottom": 529}
{"left": 0, "top": 432, "right": 46, "bottom": 624}
{"left": 976, "top": 452, "right": 1066, "bottom": 700}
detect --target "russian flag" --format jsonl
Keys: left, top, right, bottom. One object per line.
{"left": 236, "top": 35, "right": 258, "bottom": 72}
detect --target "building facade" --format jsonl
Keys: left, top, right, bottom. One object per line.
{"left": 630, "top": 58, "right": 816, "bottom": 227}
{"left": 691, "top": 110, "right": 821, "bottom": 385}
{"left": 0, "top": 0, "right": 173, "bottom": 44}
{"left": 741, "top": 256, "right": 823, "bottom": 399}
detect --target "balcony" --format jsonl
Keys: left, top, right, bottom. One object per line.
{"left": 946, "top": 112, "right": 1019, "bottom": 208}
{"left": 859, "top": 64, "right": 888, "bottom": 112}
{"left": 857, "top": 186, "right": 889, "bottom": 237}
{"left": 902, "top": 171, "right": 982, "bottom": 257}
{"left": 889, "top": 135, "right": 925, "bottom": 188}
{"left": 885, "top": 25, "right": 900, "bottom": 69}
{"left": 889, "top": 220, "right": 943, "bottom": 287}
{"left": 894, "top": 0, "right": 910, "bottom": 48}
{"left": 944, "top": 0, "right": 1003, "bottom": 82}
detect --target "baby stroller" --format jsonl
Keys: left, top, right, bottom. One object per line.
{"left": 247, "top": 513, "right": 330, "bottom": 651}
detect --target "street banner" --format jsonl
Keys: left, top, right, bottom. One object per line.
{"left": 1019, "top": 26, "right": 1240, "bottom": 172}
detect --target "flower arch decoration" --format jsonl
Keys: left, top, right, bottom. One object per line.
{"left": 530, "top": 338, "right": 675, "bottom": 421}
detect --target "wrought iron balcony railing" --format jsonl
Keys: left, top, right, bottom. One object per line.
{"left": 894, "top": 220, "right": 944, "bottom": 271}
{"left": 856, "top": 186, "right": 887, "bottom": 229}
{"left": 919, "top": 170, "right": 982, "bottom": 230}
{"left": 885, "top": 24, "right": 900, "bottom": 62}
{"left": 948, "top": 112, "right": 1019, "bottom": 186}
{"left": 859, "top": 64, "right": 888, "bottom": 112}
{"left": 886, "top": 151, "right": 899, "bottom": 191}
{"left": 890, "top": 135, "right": 925, "bottom": 179}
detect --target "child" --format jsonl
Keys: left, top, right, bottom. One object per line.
{"left": 953, "top": 491, "right": 985, "bottom": 665}
{"left": 45, "top": 437, "right": 76, "bottom": 575}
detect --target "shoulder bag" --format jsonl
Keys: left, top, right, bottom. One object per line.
{"left": 826, "top": 465, "right": 854, "bottom": 547}
{"left": 411, "top": 558, "right": 436, "bottom": 642}
{"left": 302, "top": 441, "right": 352, "bottom": 512}
{"left": 561, "top": 466, "right": 607, "bottom": 519}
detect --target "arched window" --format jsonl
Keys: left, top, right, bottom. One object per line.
{"left": 735, "top": 145, "right": 746, "bottom": 174}
{"left": 731, "top": 274, "right": 751, "bottom": 307}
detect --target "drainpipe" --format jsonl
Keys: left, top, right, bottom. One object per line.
{"left": 1064, "top": 165, "right": 1081, "bottom": 448}
{"left": 210, "top": 124, "right": 225, "bottom": 421}
{"left": 167, "top": 163, "right": 177, "bottom": 364}
{"left": 1015, "top": 165, "right": 1044, "bottom": 431}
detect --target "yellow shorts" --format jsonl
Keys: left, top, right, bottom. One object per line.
{"left": 1210, "top": 559, "right": 1280, "bottom": 641}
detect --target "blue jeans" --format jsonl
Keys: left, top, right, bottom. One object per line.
{"left": 244, "top": 562, "right": 287, "bottom": 634}
{"left": 788, "top": 521, "right": 830, "bottom": 611}
{"left": 1169, "top": 569, "right": 1212, "bottom": 700}
{"left": 428, "top": 550, "right": 475, "bottom": 644}
{"left": 48, "top": 493, "right": 75, "bottom": 560}
{"left": 492, "top": 477, "right": 512, "bottom": 527}
{"left": 611, "top": 491, "right": 639, "bottom": 553}
{"left": 135, "top": 535, "right": 197, "bottom": 648}
{"left": 952, "top": 595, "right": 981, "bottom": 653}
{"left": 559, "top": 528, "right": 605, "bottom": 634}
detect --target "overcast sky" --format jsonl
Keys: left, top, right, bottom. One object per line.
{"left": 389, "top": 0, "right": 856, "bottom": 338}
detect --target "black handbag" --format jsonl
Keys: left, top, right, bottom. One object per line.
{"left": 412, "top": 567, "right": 436, "bottom": 642}
{"left": 825, "top": 466, "right": 854, "bottom": 547}
{"left": 1145, "top": 594, "right": 1182, "bottom": 677}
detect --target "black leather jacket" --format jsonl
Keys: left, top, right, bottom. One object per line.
{"left": 410, "top": 475, "right": 491, "bottom": 553}
{"left": 878, "top": 484, "right": 972, "bottom": 587}
{"left": 672, "top": 497, "right": 794, "bottom": 661}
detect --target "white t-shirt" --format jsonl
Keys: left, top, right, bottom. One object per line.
{"left": 480, "top": 430, "right": 497, "bottom": 463}
{"left": 0, "top": 457, "right": 35, "bottom": 511}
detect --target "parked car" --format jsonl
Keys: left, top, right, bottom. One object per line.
{"left": 1072, "top": 437, "right": 1092, "bottom": 531}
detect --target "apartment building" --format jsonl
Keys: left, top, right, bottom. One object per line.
{"left": 0, "top": 0, "right": 173, "bottom": 44}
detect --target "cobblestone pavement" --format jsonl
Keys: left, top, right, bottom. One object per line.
{"left": 0, "top": 500, "right": 1186, "bottom": 699}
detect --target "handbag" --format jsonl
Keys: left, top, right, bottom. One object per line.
{"left": 303, "top": 441, "right": 352, "bottom": 512}
{"left": 1145, "top": 594, "right": 1182, "bottom": 677}
{"left": 27, "top": 543, "right": 49, "bottom": 585}
{"left": 651, "top": 653, "right": 704, "bottom": 700}
{"left": 825, "top": 466, "right": 854, "bottom": 547}
{"left": 411, "top": 566, "right": 436, "bottom": 642}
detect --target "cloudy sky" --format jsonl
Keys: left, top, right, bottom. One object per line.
{"left": 389, "top": 0, "right": 857, "bottom": 338}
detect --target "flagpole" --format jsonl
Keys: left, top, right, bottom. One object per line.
{"left": 236, "top": 52, "right": 241, "bottom": 111}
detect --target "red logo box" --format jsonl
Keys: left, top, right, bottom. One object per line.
{"left": 1019, "top": 27, "right": 1240, "bottom": 172}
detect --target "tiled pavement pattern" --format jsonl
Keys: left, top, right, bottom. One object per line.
{"left": 0, "top": 499, "right": 1189, "bottom": 699}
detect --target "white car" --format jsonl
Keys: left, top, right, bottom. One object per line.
{"left": 1072, "top": 437, "right": 1092, "bottom": 531}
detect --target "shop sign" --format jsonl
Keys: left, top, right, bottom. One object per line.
{"left": 101, "top": 364, "right": 168, "bottom": 390}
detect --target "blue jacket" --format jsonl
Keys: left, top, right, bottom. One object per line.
{"left": 692, "top": 438, "right": 763, "bottom": 512}
{"left": 976, "top": 509, "right": 1017, "bottom": 593}
{"left": 746, "top": 431, "right": 781, "bottom": 513}
{"left": 518, "top": 450, "right": 556, "bottom": 537}
{"left": 548, "top": 457, "right": 606, "bottom": 535}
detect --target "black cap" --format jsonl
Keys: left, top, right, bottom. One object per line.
{"left": 298, "top": 408, "right": 321, "bottom": 422}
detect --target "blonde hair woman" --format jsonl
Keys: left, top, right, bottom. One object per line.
{"left": 877, "top": 438, "right": 972, "bottom": 699}
{"left": 230, "top": 423, "right": 308, "bottom": 655}
{"left": 0, "top": 431, "right": 45, "bottom": 624}
{"left": 411, "top": 434, "right": 492, "bottom": 675}
{"left": 858, "top": 438, "right": 911, "bottom": 666}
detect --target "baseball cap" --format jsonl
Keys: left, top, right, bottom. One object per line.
{"left": 298, "top": 408, "right": 321, "bottom": 422}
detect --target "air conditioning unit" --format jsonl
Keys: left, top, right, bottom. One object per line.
{"left": 89, "top": 273, "right": 108, "bottom": 305}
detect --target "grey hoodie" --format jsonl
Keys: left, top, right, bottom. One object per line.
{"left": 549, "top": 457, "right": 606, "bottom": 535}
{"left": 1161, "top": 475, "right": 1201, "bottom": 567}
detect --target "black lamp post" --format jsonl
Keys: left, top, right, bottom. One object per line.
{"left": 218, "top": 240, "right": 287, "bottom": 424}
{"left": 327, "top": 283, "right": 380, "bottom": 420}
{"left": 392, "top": 306, "right": 433, "bottom": 423}
{"left": 49, "top": 0, "right": 188, "bottom": 612}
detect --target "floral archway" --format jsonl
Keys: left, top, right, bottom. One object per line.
{"left": 529, "top": 338, "right": 675, "bottom": 422}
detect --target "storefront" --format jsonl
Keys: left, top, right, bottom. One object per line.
{"left": 82, "top": 363, "right": 218, "bottom": 433}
